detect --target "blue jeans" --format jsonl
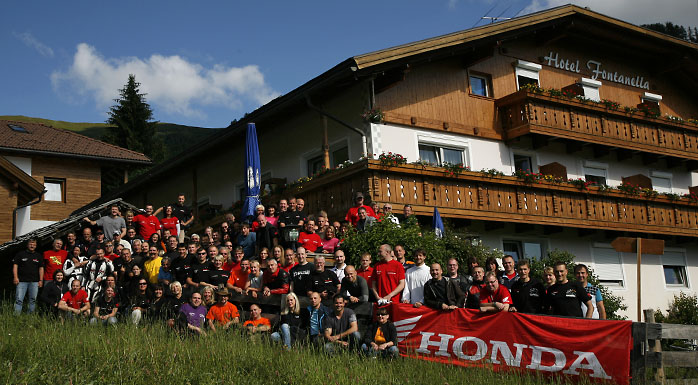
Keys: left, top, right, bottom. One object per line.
{"left": 361, "top": 343, "right": 399, "bottom": 358}
{"left": 270, "top": 323, "right": 292, "bottom": 349}
{"left": 324, "top": 331, "right": 361, "bottom": 354}
{"left": 14, "top": 281, "right": 39, "bottom": 314}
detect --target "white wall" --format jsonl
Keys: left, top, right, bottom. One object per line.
{"left": 5, "top": 156, "right": 56, "bottom": 237}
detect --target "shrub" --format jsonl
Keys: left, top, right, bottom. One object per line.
{"left": 654, "top": 292, "right": 698, "bottom": 325}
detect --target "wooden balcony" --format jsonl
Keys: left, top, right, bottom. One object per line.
{"left": 294, "top": 160, "right": 698, "bottom": 238}
{"left": 497, "top": 90, "right": 698, "bottom": 164}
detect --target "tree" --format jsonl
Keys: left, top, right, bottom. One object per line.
{"left": 104, "top": 74, "right": 164, "bottom": 163}
{"left": 642, "top": 22, "right": 691, "bottom": 41}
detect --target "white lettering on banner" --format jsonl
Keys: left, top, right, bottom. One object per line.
{"left": 416, "top": 332, "right": 611, "bottom": 379}
{"left": 543, "top": 51, "right": 650, "bottom": 90}
{"left": 416, "top": 332, "right": 453, "bottom": 357}
{"left": 452, "top": 336, "right": 487, "bottom": 361}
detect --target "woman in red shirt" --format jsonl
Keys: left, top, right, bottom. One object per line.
{"left": 160, "top": 206, "right": 180, "bottom": 237}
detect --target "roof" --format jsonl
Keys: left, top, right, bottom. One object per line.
{"left": 0, "top": 120, "right": 151, "bottom": 164}
{"left": 0, "top": 198, "right": 139, "bottom": 256}
{"left": 0, "top": 155, "right": 45, "bottom": 203}
{"left": 354, "top": 5, "right": 698, "bottom": 69}
{"left": 79, "top": 4, "right": 698, "bottom": 207}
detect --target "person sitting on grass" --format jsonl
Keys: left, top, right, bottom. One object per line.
{"left": 90, "top": 286, "right": 120, "bottom": 326}
{"left": 166, "top": 281, "right": 187, "bottom": 328}
{"left": 323, "top": 295, "right": 360, "bottom": 354}
{"left": 361, "top": 307, "right": 399, "bottom": 358}
{"left": 206, "top": 288, "right": 240, "bottom": 332}
{"left": 200, "top": 286, "right": 215, "bottom": 310}
{"left": 178, "top": 292, "right": 207, "bottom": 336}
{"left": 130, "top": 278, "right": 152, "bottom": 325}
{"left": 58, "top": 279, "right": 90, "bottom": 320}
{"left": 271, "top": 293, "right": 305, "bottom": 349}
{"left": 243, "top": 303, "right": 271, "bottom": 342}
{"left": 39, "top": 269, "right": 69, "bottom": 316}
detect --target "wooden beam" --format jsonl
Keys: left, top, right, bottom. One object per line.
{"left": 532, "top": 134, "right": 548, "bottom": 150}
{"left": 515, "top": 223, "right": 535, "bottom": 233}
{"left": 592, "top": 145, "right": 610, "bottom": 159}
{"left": 616, "top": 149, "right": 634, "bottom": 162}
{"left": 566, "top": 141, "right": 584, "bottom": 154}
{"left": 577, "top": 228, "right": 596, "bottom": 237}
{"left": 665, "top": 157, "right": 682, "bottom": 170}
{"left": 484, "top": 221, "right": 505, "bottom": 232}
{"left": 642, "top": 153, "right": 660, "bottom": 166}
{"left": 543, "top": 225, "right": 563, "bottom": 235}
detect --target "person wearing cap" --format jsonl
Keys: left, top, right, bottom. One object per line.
{"left": 113, "top": 230, "right": 132, "bottom": 253}
{"left": 206, "top": 288, "right": 240, "bottom": 332}
{"left": 344, "top": 192, "right": 377, "bottom": 227}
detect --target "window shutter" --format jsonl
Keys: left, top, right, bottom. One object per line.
{"left": 662, "top": 251, "right": 685, "bottom": 266}
{"left": 592, "top": 247, "right": 624, "bottom": 283}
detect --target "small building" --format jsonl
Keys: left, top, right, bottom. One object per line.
{"left": 90, "top": 5, "right": 698, "bottom": 320}
{"left": 0, "top": 120, "right": 150, "bottom": 243}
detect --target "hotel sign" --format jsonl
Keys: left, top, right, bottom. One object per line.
{"left": 543, "top": 51, "right": 650, "bottom": 90}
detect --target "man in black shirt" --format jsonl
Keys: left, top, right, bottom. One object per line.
{"left": 424, "top": 263, "right": 469, "bottom": 310}
{"left": 509, "top": 260, "right": 545, "bottom": 314}
{"left": 255, "top": 214, "right": 278, "bottom": 251}
{"left": 544, "top": 261, "right": 593, "bottom": 318}
{"left": 170, "top": 243, "right": 192, "bottom": 290}
{"left": 309, "top": 256, "right": 340, "bottom": 299}
{"left": 13, "top": 238, "right": 44, "bottom": 314}
{"left": 187, "top": 247, "right": 212, "bottom": 290}
{"left": 339, "top": 265, "right": 369, "bottom": 303}
{"left": 290, "top": 247, "right": 315, "bottom": 297}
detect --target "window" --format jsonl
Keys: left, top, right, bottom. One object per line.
{"left": 650, "top": 171, "right": 672, "bottom": 193}
{"left": 592, "top": 247, "right": 624, "bottom": 287}
{"left": 502, "top": 240, "right": 544, "bottom": 261}
{"left": 513, "top": 154, "right": 533, "bottom": 173}
{"left": 642, "top": 92, "right": 662, "bottom": 104}
{"left": 663, "top": 251, "right": 688, "bottom": 287}
{"left": 580, "top": 78, "right": 601, "bottom": 102}
{"left": 515, "top": 60, "right": 541, "bottom": 90}
{"left": 304, "top": 141, "right": 349, "bottom": 176}
{"left": 583, "top": 161, "right": 608, "bottom": 185}
{"left": 332, "top": 146, "right": 349, "bottom": 167}
{"left": 418, "top": 144, "right": 465, "bottom": 166}
{"left": 43, "top": 178, "right": 65, "bottom": 202}
{"left": 307, "top": 155, "right": 324, "bottom": 176}
{"left": 469, "top": 73, "right": 492, "bottom": 97}
{"left": 8, "top": 124, "right": 27, "bottom": 133}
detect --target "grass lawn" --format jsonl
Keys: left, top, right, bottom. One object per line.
{"left": 0, "top": 307, "right": 586, "bottom": 385}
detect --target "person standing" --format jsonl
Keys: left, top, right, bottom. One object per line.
{"left": 43, "top": 239, "right": 68, "bottom": 284}
{"left": 479, "top": 271, "right": 513, "bottom": 313}
{"left": 344, "top": 192, "right": 377, "bottom": 227}
{"left": 371, "top": 244, "right": 405, "bottom": 304}
{"left": 544, "top": 261, "right": 593, "bottom": 318}
{"left": 574, "top": 264, "right": 606, "bottom": 319}
{"left": 13, "top": 238, "right": 44, "bottom": 314}
{"left": 83, "top": 204, "right": 126, "bottom": 241}
{"left": 155, "top": 193, "right": 194, "bottom": 243}
{"left": 401, "top": 249, "right": 431, "bottom": 307}
{"left": 133, "top": 204, "right": 161, "bottom": 240}
{"left": 509, "top": 260, "right": 545, "bottom": 314}
{"left": 500, "top": 255, "right": 519, "bottom": 289}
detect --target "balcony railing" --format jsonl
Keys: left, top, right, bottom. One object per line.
{"left": 294, "top": 160, "right": 698, "bottom": 238}
{"left": 497, "top": 90, "right": 698, "bottom": 162}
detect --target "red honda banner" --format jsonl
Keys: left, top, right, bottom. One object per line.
{"left": 389, "top": 303, "right": 632, "bottom": 384}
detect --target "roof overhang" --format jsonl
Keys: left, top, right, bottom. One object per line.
{"left": 0, "top": 155, "right": 45, "bottom": 204}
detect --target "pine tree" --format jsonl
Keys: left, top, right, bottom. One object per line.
{"left": 104, "top": 74, "right": 164, "bottom": 162}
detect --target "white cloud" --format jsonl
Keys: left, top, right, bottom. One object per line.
{"left": 523, "top": 0, "right": 698, "bottom": 27}
{"left": 50, "top": 43, "right": 280, "bottom": 118}
{"left": 14, "top": 32, "right": 54, "bottom": 58}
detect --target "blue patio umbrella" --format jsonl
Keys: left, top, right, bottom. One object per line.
{"left": 242, "top": 122, "right": 261, "bottom": 220}
{"left": 432, "top": 206, "right": 444, "bottom": 238}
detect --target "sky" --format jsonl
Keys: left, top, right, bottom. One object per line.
{"left": 2, "top": 0, "right": 696, "bottom": 128}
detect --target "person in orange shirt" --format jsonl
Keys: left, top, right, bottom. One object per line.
{"left": 243, "top": 303, "right": 271, "bottom": 340}
{"left": 206, "top": 289, "right": 239, "bottom": 332}
{"left": 226, "top": 259, "right": 250, "bottom": 294}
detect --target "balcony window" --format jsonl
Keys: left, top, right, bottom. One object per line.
{"left": 469, "top": 73, "right": 492, "bottom": 97}
{"left": 513, "top": 153, "right": 534, "bottom": 173}
{"left": 663, "top": 251, "right": 688, "bottom": 287}
{"left": 650, "top": 171, "right": 672, "bottom": 193}
{"left": 592, "top": 247, "right": 625, "bottom": 287}
{"left": 418, "top": 144, "right": 465, "bottom": 166}
{"left": 580, "top": 78, "right": 601, "bottom": 102}
{"left": 583, "top": 161, "right": 607, "bottom": 185}
{"left": 515, "top": 60, "right": 541, "bottom": 90}
{"left": 305, "top": 140, "right": 349, "bottom": 176}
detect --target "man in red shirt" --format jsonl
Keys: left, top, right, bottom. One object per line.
{"left": 344, "top": 192, "right": 377, "bottom": 227}
{"left": 297, "top": 220, "right": 323, "bottom": 252}
{"left": 58, "top": 279, "right": 90, "bottom": 319}
{"left": 479, "top": 271, "right": 512, "bottom": 313}
{"left": 356, "top": 252, "right": 374, "bottom": 283}
{"left": 371, "top": 244, "right": 405, "bottom": 304}
{"left": 132, "top": 204, "right": 161, "bottom": 240}
{"left": 43, "top": 239, "right": 68, "bottom": 283}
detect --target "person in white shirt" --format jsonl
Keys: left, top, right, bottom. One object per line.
{"left": 401, "top": 249, "right": 431, "bottom": 307}
{"left": 330, "top": 250, "right": 347, "bottom": 281}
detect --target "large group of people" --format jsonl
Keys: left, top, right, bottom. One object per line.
{"left": 12, "top": 192, "right": 606, "bottom": 357}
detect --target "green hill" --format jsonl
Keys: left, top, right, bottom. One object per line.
{"left": 0, "top": 115, "right": 219, "bottom": 159}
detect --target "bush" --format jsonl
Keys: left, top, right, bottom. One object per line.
{"left": 654, "top": 292, "right": 698, "bottom": 325}
{"left": 340, "top": 217, "right": 504, "bottom": 269}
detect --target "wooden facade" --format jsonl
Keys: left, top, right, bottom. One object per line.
{"left": 0, "top": 177, "right": 19, "bottom": 243}
{"left": 295, "top": 160, "right": 698, "bottom": 238}
{"left": 29, "top": 157, "right": 102, "bottom": 222}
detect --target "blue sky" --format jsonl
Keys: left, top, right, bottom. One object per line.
{"left": 2, "top": 0, "right": 695, "bottom": 128}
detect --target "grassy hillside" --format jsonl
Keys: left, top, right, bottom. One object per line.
{"left": 1, "top": 115, "right": 219, "bottom": 159}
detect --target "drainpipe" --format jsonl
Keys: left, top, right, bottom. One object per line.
{"left": 305, "top": 96, "right": 368, "bottom": 156}
{"left": 12, "top": 189, "right": 46, "bottom": 239}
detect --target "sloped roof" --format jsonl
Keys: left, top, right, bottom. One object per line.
{"left": 353, "top": 5, "right": 698, "bottom": 69}
{"left": 0, "top": 155, "right": 44, "bottom": 204}
{"left": 0, "top": 120, "right": 151, "bottom": 164}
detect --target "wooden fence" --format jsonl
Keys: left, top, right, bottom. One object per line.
{"left": 631, "top": 309, "right": 698, "bottom": 385}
